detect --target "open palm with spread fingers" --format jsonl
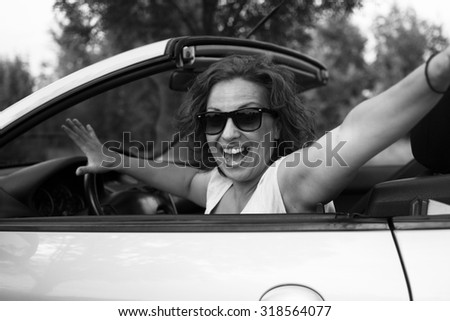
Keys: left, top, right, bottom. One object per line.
{"left": 62, "top": 119, "right": 118, "bottom": 176}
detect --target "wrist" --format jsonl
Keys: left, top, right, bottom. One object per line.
{"left": 425, "top": 52, "right": 450, "bottom": 94}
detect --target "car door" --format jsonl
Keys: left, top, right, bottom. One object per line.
{"left": 393, "top": 215, "right": 450, "bottom": 300}
{"left": 0, "top": 215, "right": 409, "bottom": 300}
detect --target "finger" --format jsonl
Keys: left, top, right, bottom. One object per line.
{"left": 63, "top": 119, "right": 78, "bottom": 135}
{"left": 72, "top": 118, "right": 85, "bottom": 129}
{"left": 65, "top": 118, "right": 81, "bottom": 130}
{"left": 70, "top": 118, "right": 92, "bottom": 140}
{"left": 63, "top": 123, "right": 97, "bottom": 154}
{"left": 75, "top": 166, "right": 92, "bottom": 176}
{"left": 62, "top": 124, "right": 82, "bottom": 143}
{"left": 64, "top": 119, "right": 84, "bottom": 138}
{"left": 86, "top": 124, "right": 100, "bottom": 140}
{"left": 75, "top": 166, "right": 85, "bottom": 176}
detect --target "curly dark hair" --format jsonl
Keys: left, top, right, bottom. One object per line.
{"left": 175, "top": 55, "right": 316, "bottom": 169}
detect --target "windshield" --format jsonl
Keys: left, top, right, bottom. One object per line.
{"left": 0, "top": 71, "right": 186, "bottom": 167}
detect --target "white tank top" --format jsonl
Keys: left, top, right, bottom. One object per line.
{"left": 205, "top": 156, "right": 335, "bottom": 214}
{"left": 205, "top": 157, "right": 287, "bottom": 214}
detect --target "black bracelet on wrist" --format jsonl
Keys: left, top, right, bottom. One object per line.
{"left": 425, "top": 52, "right": 447, "bottom": 94}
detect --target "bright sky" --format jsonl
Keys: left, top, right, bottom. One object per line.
{"left": 0, "top": 0, "right": 56, "bottom": 76}
{"left": 0, "top": 0, "right": 449, "bottom": 76}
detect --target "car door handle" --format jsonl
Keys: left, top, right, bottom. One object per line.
{"left": 260, "top": 284, "right": 324, "bottom": 301}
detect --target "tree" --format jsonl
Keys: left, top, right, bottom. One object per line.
{"left": 306, "top": 5, "right": 449, "bottom": 134}
{"left": 0, "top": 57, "right": 34, "bottom": 110}
{"left": 371, "top": 5, "right": 448, "bottom": 93}
{"left": 304, "top": 14, "right": 371, "bottom": 133}
{"left": 52, "top": 0, "right": 362, "bottom": 75}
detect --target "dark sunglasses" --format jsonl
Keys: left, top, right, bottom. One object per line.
{"left": 196, "top": 107, "right": 277, "bottom": 135}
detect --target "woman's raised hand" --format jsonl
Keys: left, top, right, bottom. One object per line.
{"left": 62, "top": 119, "right": 119, "bottom": 176}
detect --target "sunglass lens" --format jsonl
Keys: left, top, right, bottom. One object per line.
{"left": 204, "top": 113, "right": 226, "bottom": 134}
{"left": 234, "top": 109, "right": 261, "bottom": 131}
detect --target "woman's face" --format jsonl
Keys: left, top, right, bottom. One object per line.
{"left": 205, "top": 77, "right": 280, "bottom": 183}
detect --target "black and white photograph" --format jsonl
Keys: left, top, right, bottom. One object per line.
{"left": 1, "top": 0, "right": 450, "bottom": 316}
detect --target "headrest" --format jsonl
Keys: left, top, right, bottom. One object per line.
{"left": 411, "top": 88, "right": 450, "bottom": 173}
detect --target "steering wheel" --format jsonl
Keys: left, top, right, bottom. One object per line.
{"left": 83, "top": 173, "right": 178, "bottom": 215}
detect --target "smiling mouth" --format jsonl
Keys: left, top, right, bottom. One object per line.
{"left": 222, "top": 145, "right": 251, "bottom": 166}
{"left": 223, "top": 146, "right": 246, "bottom": 155}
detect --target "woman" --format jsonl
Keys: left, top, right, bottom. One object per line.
{"left": 63, "top": 50, "right": 450, "bottom": 214}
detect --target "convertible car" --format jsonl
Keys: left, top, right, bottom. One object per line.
{"left": 1, "top": 36, "right": 450, "bottom": 300}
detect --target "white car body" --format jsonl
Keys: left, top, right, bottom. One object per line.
{"left": 1, "top": 228, "right": 408, "bottom": 300}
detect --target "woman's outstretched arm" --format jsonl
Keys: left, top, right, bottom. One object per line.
{"left": 279, "top": 49, "right": 450, "bottom": 212}
{"left": 62, "top": 119, "right": 210, "bottom": 206}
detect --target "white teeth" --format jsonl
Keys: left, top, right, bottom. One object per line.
{"left": 223, "top": 147, "right": 243, "bottom": 155}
